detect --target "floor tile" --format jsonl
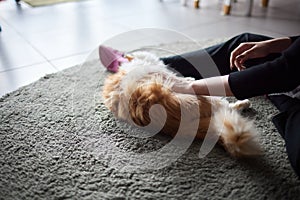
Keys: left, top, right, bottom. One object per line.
{"left": 0, "top": 62, "right": 57, "bottom": 97}
{"left": 22, "top": 19, "right": 130, "bottom": 60}
{"left": 0, "top": 0, "right": 299, "bottom": 97}
{"left": 181, "top": 15, "right": 290, "bottom": 40}
{"left": 0, "top": 21, "right": 47, "bottom": 71}
{"left": 99, "top": 28, "right": 192, "bottom": 52}
{"left": 50, "top": 52, "right": 90, "bottom": 71}
{"left": 111, "top": 4, "right": 223, "bottom": 31}
{"left": 239, "top": 17, "right": 300, "bottom": 36}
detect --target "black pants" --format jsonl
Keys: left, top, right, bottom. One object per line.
{"left": 161, "top": 32, "right": 300, "bottom": 177}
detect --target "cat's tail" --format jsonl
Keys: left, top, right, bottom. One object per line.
{"left": 211, "top": 108, "right": 262, "bottom": 157}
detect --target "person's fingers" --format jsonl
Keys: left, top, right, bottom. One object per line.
{"left": 230, "top": 43, "right": 250, "bottom": 67}
{"left": 230, "top": 45, "right": 243, "bottom": 69}
{"left": 239, "top": 48, "right": 257, "bottom": 63}
{"left": 234, "top": 58, "right": 245, "bottom": 71}
{"left": 230, "top": 43, "right": 254, "bottom": 69}
{"left": 234, "top": 47, "right": 257, "bottom": 69}
{"left": 233, "top": 58, "right": 246, "bottom": 71}
{"left": 231, "top": 51, "right": 247, "bottom": 70}
{"left": 234, "top": 55, "right": 243, "bottom": 70}
{"left": 237, "top": 64, "right": 246, "bottom": 71}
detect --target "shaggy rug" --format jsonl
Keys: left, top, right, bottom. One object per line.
{"left": 0, "top": 40, "right": 300, "bottom": 199}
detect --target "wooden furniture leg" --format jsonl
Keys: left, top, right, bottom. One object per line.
{"left": 181, "top": 0, "right": 188, "bottom": 6}
{"left": 245, "top": 0, "right": 254, "bottom": 16}
{"left": 194, "top": 0, "right": 199, "bottom": 8}
{"left": 223, "top": 0, "right": 232, "bottom": 15}
{"left": 261, "top": 0, "right": 269, "bottom": 7}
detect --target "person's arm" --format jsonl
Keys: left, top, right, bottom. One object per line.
{"left": 173, "top": 37, "right": 300, "bottom": 99}
{"left": 229, "top": 37, "right": 300, "bottom": 100}
{"left": 290, "top": 36, "right": 300, "bottom": 43}
{"left": 173, "top": 75, "right": 234, "bottom": 96}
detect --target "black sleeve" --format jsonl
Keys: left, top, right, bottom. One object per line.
{"left": 228, "top": 37, "right": 300, "bottom": 100}
{"left": 290, "top": 36, "right": 300, "bottom": 43}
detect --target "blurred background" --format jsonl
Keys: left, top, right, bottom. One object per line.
{"left": 0, "top": 0, "right": 300, "bottom": 96}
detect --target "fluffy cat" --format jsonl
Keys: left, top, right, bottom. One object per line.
{"left": 102, "top": 52, "right": 261, "bottom": 157}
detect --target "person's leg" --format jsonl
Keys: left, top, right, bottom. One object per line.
{"left": 269, "top": 95, "right": 300, "bottom": 136}
{"left": 161, "top": 33, "right": 274, "bottom": 79}
{"left": 268, "top": 95, "right": 300, "bottom": 113}
{"left": 269, "top": 95, "right": 300, "bottom": 177}
{"left": 285, "top": 108, "right": 300, "bottom": 177}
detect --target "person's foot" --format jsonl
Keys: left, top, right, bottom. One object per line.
{"left": 99, "top": 45, "right": 130, "bottom": 73}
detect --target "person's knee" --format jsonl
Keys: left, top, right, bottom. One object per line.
{"left": 233, "top": 32, "right": 251, "bottom": 42}
{"left": 234, "top": 32, "right": 272, "bottom": 43}
{"left": 231, "top": 32, "right": 258, "bottom": 44}
{"left": 240, "top": 32, "right": 254, "bottom": 38}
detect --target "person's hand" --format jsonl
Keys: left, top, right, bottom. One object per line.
{"left": 171, "top": 81, "right": 194, "bottom": 94}
{"left": 230, "top": 37, "right": 292, "bottom": 71}
{"left": 230, "top": 41, "right": 271, "bottom": 71}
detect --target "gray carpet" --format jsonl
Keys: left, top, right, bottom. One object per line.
{"left": 1, "top": 40, "right": 300, "bottom": 199}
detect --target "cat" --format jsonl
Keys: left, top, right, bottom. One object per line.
{"left": 102, "top": 52, "right": 261, "bottom": 157}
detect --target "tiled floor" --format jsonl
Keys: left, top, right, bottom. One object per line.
{"left": 0, "top": 0, "right": 299, "bottom": 96}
